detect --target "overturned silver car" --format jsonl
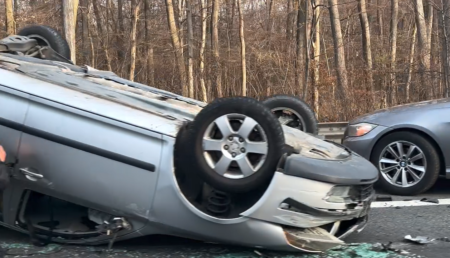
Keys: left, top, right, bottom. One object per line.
{"left": 0, "top": 25, "right": 378, "bottom": 253}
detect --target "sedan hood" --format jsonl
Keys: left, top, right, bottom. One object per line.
{"left": 350, "top": 98, "right": 450, "bottom": 125}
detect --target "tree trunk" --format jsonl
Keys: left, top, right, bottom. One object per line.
{"left": 87, "top": 2, "right": 95, "bottom": 67}
{"left": 92, "top": 0, "right": 112, "bottom": 71}
{"left": 144, "top": 0, "right": 155, "bottom": 85}
{"left": 328, "top": 0, "right": 349, "bottom": 103}
{"left": 237, "top": 0, "right": 246, "bottom": 96}
{"left": 166, "top": 0, "right": 188, "bottom": 96}
{"left": 186, "top": 0, "right": 195, "bottom": 98}
{"left": 80, "top": 0, "right": 89, "bottom": 65}
{"left": 406, "top": 23, "right": 417, "bottom": 102}
{"left": 426, "top": 1, "right": 434, "bottom": 97}
{"left": 377, "top": 0, "right": 383, "bottom": 36}
{"left": 211, "top": 0, "right": 222, "bottom": 97}
{"left": 129, "top": 0, "right": 140, "bottom": 81}
{"left": 287, "top": 0, "right": 295, "bottom": 40}
{"left": 117, "top": 0, "right": 125, "bottom": 66}
{"left": 62, "top": 0, "right": 79, "bottom": 63}
{"left": 312, "top": 0, "right": 321, "bottom": 118}
{"left": 295, "top": 0, "right": 306, "bottom": 96}
{"left": 267, "top": 0, "right": 274, "bottom": 33}
{"left": 357, "top": 0, "right": 374, "bottom": 93}
{"left": 5, "top": 0, "right": 15, "bottom": 35}
{"left": 426, "top": 1, "right": 433, "bottom": 51}
{"left": 389, "top": 0, "right": 398, "bottom": 104}
{"left": 199, "top": 0, "right": 208, "bottom": 102}
{"left": 440, "top": 0, "right": 450, "bottom": 98}
{"left": 304, "top": 0, "right": 312, "bottom": 99}
{"left": 414, "top": 0, "right": 431, "bottom": 99}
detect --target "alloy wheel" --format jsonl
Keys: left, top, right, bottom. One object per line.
{"left": 378, "top": 141, "right": 427, "bottom": 188}
{"left": 202, "top": 114, "right": 269, "bottom": 179}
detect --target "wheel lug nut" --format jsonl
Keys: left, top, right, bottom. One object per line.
{"left": 239, "top": 138, "right": 244, "bottom": 142}
{"left": 224, "top": 145, "right": 229, "bottom": 150}
{"left": 232, "top": 152, "right": 236, "bottom": 157}
{"left": 228, "top": 136, "right": 233, "bottom": 141}
{"left": 241, "top": 148, "right": 246, "bottom": 153}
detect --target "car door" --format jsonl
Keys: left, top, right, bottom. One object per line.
{"left": 12, "top": 94, "right": 163, "bottom": 222}
{"left": 0, "top": 85, "right": 31, "bottom": 223}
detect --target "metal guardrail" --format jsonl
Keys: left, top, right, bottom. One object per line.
{"left": 318, "top": 122, "right": 348, "bottom": 143}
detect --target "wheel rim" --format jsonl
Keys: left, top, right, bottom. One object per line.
{"left": 202, "top": 113, "right": 269, "bottom": 179}
{"left": 271, "top": 107, "right": 306, "bottom": 131}
{"left": 378, "top": 141, "right": 427, "bottom": 188}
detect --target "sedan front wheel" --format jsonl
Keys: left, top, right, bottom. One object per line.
{"left": 371, "top": 131, "right": 441, "bottom": 196}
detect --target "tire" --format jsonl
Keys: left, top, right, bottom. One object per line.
{"left": 17, "top": 25, "right": 71, "bottom": 60}
{"left": 174, "top": 122, "right": 203, "bottom": 200}
{"left": 370, "top": 131, "right": 440, "bottom": 196}
{"left": 180, "top": 97, "right": 285, "bottom": 193}
{"left": 262, "top": 94, "right": 319, "bottom": 135}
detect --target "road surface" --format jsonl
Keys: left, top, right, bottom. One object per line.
{"left": 1, "top": 179, "right": 450, "bottom": 258}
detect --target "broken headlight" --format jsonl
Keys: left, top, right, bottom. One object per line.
{"left": 324, "top": 185, "right": 374, "bottom": 203}
{"left": 324, "top": 186, "right": 354, "bottom": 203}
{"left": 346, "top": 123, "right": 377, "bottom": 137}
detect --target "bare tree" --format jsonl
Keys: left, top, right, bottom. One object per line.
{"left": 295, "top": 0, "right": 306, "bottom": 95}
{"left": 92, "top": 0, "right": 112, "bottom": 71}
{"left": 377, "top": 0, "right": 383, "bottom": 37}
{"left": 144, "top": 0, "right": 155, "bottom": 85}
{"left": 199, "top": 0, "right": 208, "bottom": 102}
{"left": 440, "top": 0, "right": 450, "bottom": 97}
{"left": 129, "top": 0, "right": 141, "bottom": 81}
{"left": 414, "top": 0, "right": 432, "bottom": 99}
{"left": 312, "top": 0, "right": 321, "bottom": 117}
{"left": 5, "top": 0, "right": 15, "bottom": 35}
{"left": 328, "top": 0, "right": 349, "bottom": 103}
{"left": 237, "top": 0, "right": 246, "bottom": 96}
{"left": 186, "top": 0, "right": 195, "bottom": 98}
{"left": 406, "top": 23, "right": 417, "bottom": 102}
{"left": 357, "top": 0, "right": 374, "bottom": 93}
{"left": 389, "top": 0, "right": 398, "bottom": 104}
{"left": 166, "top": 0, "right": 188, "bottom": 96}
{"left": 287, "top": 0, "right": 295, "bottom": 40}
{"left": 212, "top": 0, "right": 222, "bottom": 97}
{"left": 62, "top": 0, "right": 79, "bottom": 63}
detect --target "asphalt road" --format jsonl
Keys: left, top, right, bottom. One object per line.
{"left": 1, "top": 179, "right": 450, "bottom": 258}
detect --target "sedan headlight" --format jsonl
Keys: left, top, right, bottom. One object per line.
{"left": 347, "top": 123, "right": 377, "bottom": 137}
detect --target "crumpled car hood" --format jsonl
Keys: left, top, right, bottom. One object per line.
{"left": 282, "top": 126, "right": 350, "bottom": 160}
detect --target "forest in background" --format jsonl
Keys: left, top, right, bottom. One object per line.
{"left": 2, "top": 0, "right": 450, "bottom": 122}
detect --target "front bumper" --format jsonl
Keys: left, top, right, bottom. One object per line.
{"left": 241, "top": 172, "right": 375, "bottom": 252}
{"left": 241, "top": 172, "right": 374, "bottom": 228}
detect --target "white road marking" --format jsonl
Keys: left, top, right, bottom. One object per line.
{"left": 371, "top": 198, "right": 450, "bottom": 208}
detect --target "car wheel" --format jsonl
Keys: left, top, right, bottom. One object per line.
{"left": 262, "top": 94, "right": 319, "bottom": 135}
{"left": 371, "top": 131, "right": 440, "bottom": 196}
{"left": 17, "top": 25, "right": 71, "bottom": 60}
{"left": 181, "top": 97, "right": 285, "bottom": 193}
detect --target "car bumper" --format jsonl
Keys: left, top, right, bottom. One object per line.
{"left": 241, "top": 171, "right": 375, "bottom": 252}
{"left": 341, "top": 125, "right": 389, "bottom": 160}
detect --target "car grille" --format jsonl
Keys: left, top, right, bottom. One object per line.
{"left": 352, "top": 184, "right": 374, "bottom": 201}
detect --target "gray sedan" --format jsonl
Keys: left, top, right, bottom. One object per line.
{"left": 342, "top": 99, "right": 450, "bottom": 196}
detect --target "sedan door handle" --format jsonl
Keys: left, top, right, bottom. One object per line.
{"left": 19, "top": 168, "right": 44, "bottom": 181}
